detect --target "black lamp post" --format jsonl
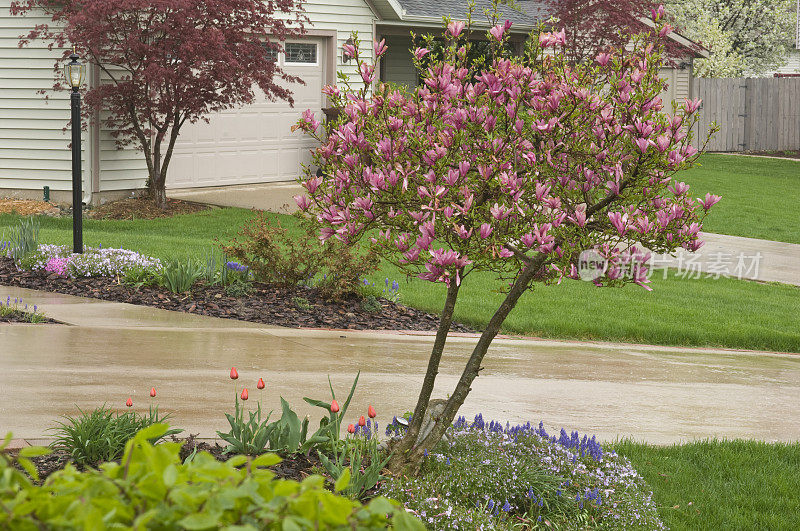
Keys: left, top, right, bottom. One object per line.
{"left": 64, "top": 50, "right": 85, "bottom": 254}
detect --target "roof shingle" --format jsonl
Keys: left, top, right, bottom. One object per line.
{"left": 394, "top": 0, "right": 546, "bottom": 27}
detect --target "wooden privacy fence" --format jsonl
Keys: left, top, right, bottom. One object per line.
{"left": 691, "top": 77, "right": 800, "bottom": 152}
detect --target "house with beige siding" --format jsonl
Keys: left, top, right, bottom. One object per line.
{"left": 0, "top": 0, "right": 705, "bottom": 205}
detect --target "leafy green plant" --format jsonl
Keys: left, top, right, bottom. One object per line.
{"left": 1, "top": 425, "right": 424, "bottom": 529}
{"left": 225, "top": 279, "right": 253, "bottom": 297}
{"left": 293, "top": 295, "right": 311, "bottom": 311}
{"left": 223, "top": 213, "right": 379, "bottom": 299}
{"left": 218, "top": 391, "right": 329, "bottom": 456}
{"left": 361, "top": 294, "right": 382, "bottom": 313}
{"left": 319, "top": 430, "right": 391, "bottom": 500}
{"left": 50, "top": 405, "right": 180, "bottom": 467}
{"left": 159, "top": 258, "right": 204, "bottom": 293}
{"left": 217, "top": 397, "right": 273, "bottom": 456}
{"left": 122, "top": 265, "right": 159, "bottom": 288}
{"left": 2, "top": 216, "right": 39, "bottom": 262}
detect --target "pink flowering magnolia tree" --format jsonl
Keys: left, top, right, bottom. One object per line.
{"left": 295, "top": 6, "right": 718, "bottom": 472}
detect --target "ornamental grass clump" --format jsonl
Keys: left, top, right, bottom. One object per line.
{"left": 51, "top": 391, "right": 180, "bottom": 467}
{"left": 380, "top": 415, "right": 665, "bottom": 530}
{"left": 294, "top": 1, "right": 719, "bottom": 472}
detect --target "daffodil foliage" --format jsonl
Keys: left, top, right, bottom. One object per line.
{"left": 295, "top": 10, "right": 718, "bottom": 293}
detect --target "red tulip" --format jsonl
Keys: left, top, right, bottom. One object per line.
{"left": 241, "top": 388, "right": 249, "bottom": 401}
{"left": 257, "top": 378, "right": 265, "bottom": 390}
{"left": 230, "top": 367, "right": 239, "bottom": 380}
{"left": 347, "top": 424, "right": 355, "bottom": 434}
{"left": 358, "top": 415, "right": 366, "bottom": 427}
{"left": 330, "top": 400, "right": 340, "bottom": 413}
{"left": 368, "top": 405, "right": 376, "bottom": 419}
{"left": 150, "top": 387, "right": 156, "bottom": 398}
{"left": 126, "top": 397, "right": 133, "bottom": 408}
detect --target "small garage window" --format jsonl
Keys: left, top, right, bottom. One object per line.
{"left": 285, "top": 43, "right": 317, "bottom": 65}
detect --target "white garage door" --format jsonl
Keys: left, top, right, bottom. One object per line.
{"left": 168, "top": 39, "right": 325, "bottom": 188}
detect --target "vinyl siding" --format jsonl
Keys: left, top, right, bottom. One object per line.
{"left": 659, "top": 66, "right": 692, "bottom": 106}
{"left": 304, "top": 0, "right": 376, "bottom": 84}
{"left": 0, "top": 0, "right": 86, "bottom": 192}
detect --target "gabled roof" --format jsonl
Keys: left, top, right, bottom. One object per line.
{"left": 369, "top": 0, "right": 707, "bottom": 57}
{"left": 369, "top": 0, "right": 539, "bottom": 32}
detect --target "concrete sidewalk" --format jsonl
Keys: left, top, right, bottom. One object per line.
{"left": 2, "top": 286, "right": 799, "bottom": 444}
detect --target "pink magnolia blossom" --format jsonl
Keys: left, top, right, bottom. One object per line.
{"left": 447, "top": 21, "right": 466, "bottom": 38}
{"left": 699, "top": 193, "right": 722, "bottom": 210}
{"left": 596, "top": 53, "right": 611, "bottom": 66}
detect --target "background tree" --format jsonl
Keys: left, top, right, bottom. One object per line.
{"left": 11, "top": 0, "right": 306, "bottom": 207}
{"left": 543, "top": 0, "right": 693, "bottom": 62}
{"left": 295, "top": 5, "right": 718, "bottom": 473}
{"left": 665, "top": 0, "right": 796, "bottom": 76}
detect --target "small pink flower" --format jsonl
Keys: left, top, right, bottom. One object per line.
{"left": 330, "top": 400, "right": 340, "bottom": 413}
{"left": 373, "top": 38, "right": 387, "bottom": 58}
{"left": 150, "top": 387, "right": 156, "bottom": 398}
{"left": 257, "top": 378, "right": 265, "bottom": 390}
{"left": 596, "top": 53, "right": 611, "bottom": 66}
{"left": 489, "top": 24, "right": 505, "bottom": 41}
{"left": 358, "top": 415, "right": 366, "bottom": 427}
{"left": 230, "top": 367, "right": 238, "bottom": 380}
{"left": 347, "top": 424, "right": 355, "bottom": 434}
{"left": 447, "top": 21, "right": 466, "bottom": 38}
{"left": 126, "top": 397, "right": 133, "bottom": 408}
{"left": 241, "top": 388, "right": 249, "bottom": 401}
{"left": 699, "top": 193, "right": 721, "bottom": 210}
{"left": 368, "top": 405, "right": 376, "bottom": 418}
{"left": 413, "top": 47, "right": 430, "bottom": 60}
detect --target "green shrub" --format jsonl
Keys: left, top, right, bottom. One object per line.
{"left": 160, "top": 258, "right": 204, "bottom": 293}
{"left": 122, "top": 265, "right": 160, "bottom": 288}
{"left": 0, "top": 425, "right": 423, "bottom": 529}
{"left": 293, "top": 296, "right": 312, "bottom": 311}
{"left": 361, "top": 295, "right": 382, "bottom": 313}
{"left": 223, "top": 214, "right": 379, "bottom": 299}
{"left": 225, "top": 279, "right": 253, "bottom": 297}
{"left": 50, "top": 405, "right": 180, "bottom": 467}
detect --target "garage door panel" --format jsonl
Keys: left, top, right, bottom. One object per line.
{"left": 168, "top": 38, "right": 325, "bottom": 188}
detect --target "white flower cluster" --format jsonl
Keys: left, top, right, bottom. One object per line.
{"left": 20, "top": 244, "right": 162, "bottom": 278}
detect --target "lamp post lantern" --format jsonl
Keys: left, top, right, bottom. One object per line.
{"left": 64, "top": 50, "right": 85, "bottom": 254}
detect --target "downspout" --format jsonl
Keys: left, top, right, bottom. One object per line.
{"left": 84, "top": 61, "right": 100, "bottom": 206}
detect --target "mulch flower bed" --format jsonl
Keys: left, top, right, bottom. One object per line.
{"left": 0, "top": 257, "right": 474, "bottom": 332}
{"left": 14, "top": 436, "right": 322, "bottom": 484}
{"left": 87, "top": 197, "right": 210, "bottom": 220}
{"left": 0, "top": 313, "right": 60, "bottom": 324}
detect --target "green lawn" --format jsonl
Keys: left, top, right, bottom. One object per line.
{"left": 680, "top": 154, "right": 800, "bottom": 244}
{"left": 614, "top": 439, "right": 800, "bottom": 530}
{"left": 2, "top": 208, "right": 799, "bottom": 353}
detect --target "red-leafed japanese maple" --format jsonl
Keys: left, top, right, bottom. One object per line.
{"left": 294, "top": 5, "right": 717, "bottom": 473}
{"left": 544, "top": 0, "right": 689, "bottom": 62}
{"left": 11, "top": 0, "right": 306, "bottom": 207}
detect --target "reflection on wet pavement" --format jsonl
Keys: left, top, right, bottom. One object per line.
{"left": 1, "top": 286, "right": 799, "bottom": 443}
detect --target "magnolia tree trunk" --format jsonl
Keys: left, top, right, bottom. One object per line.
{"left": 386, "top": 254, "right": 547, "bottom": 474}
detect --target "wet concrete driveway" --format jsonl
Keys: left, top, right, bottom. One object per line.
{"left": 2, "top": 286, "right": 799, "bottom": 443}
